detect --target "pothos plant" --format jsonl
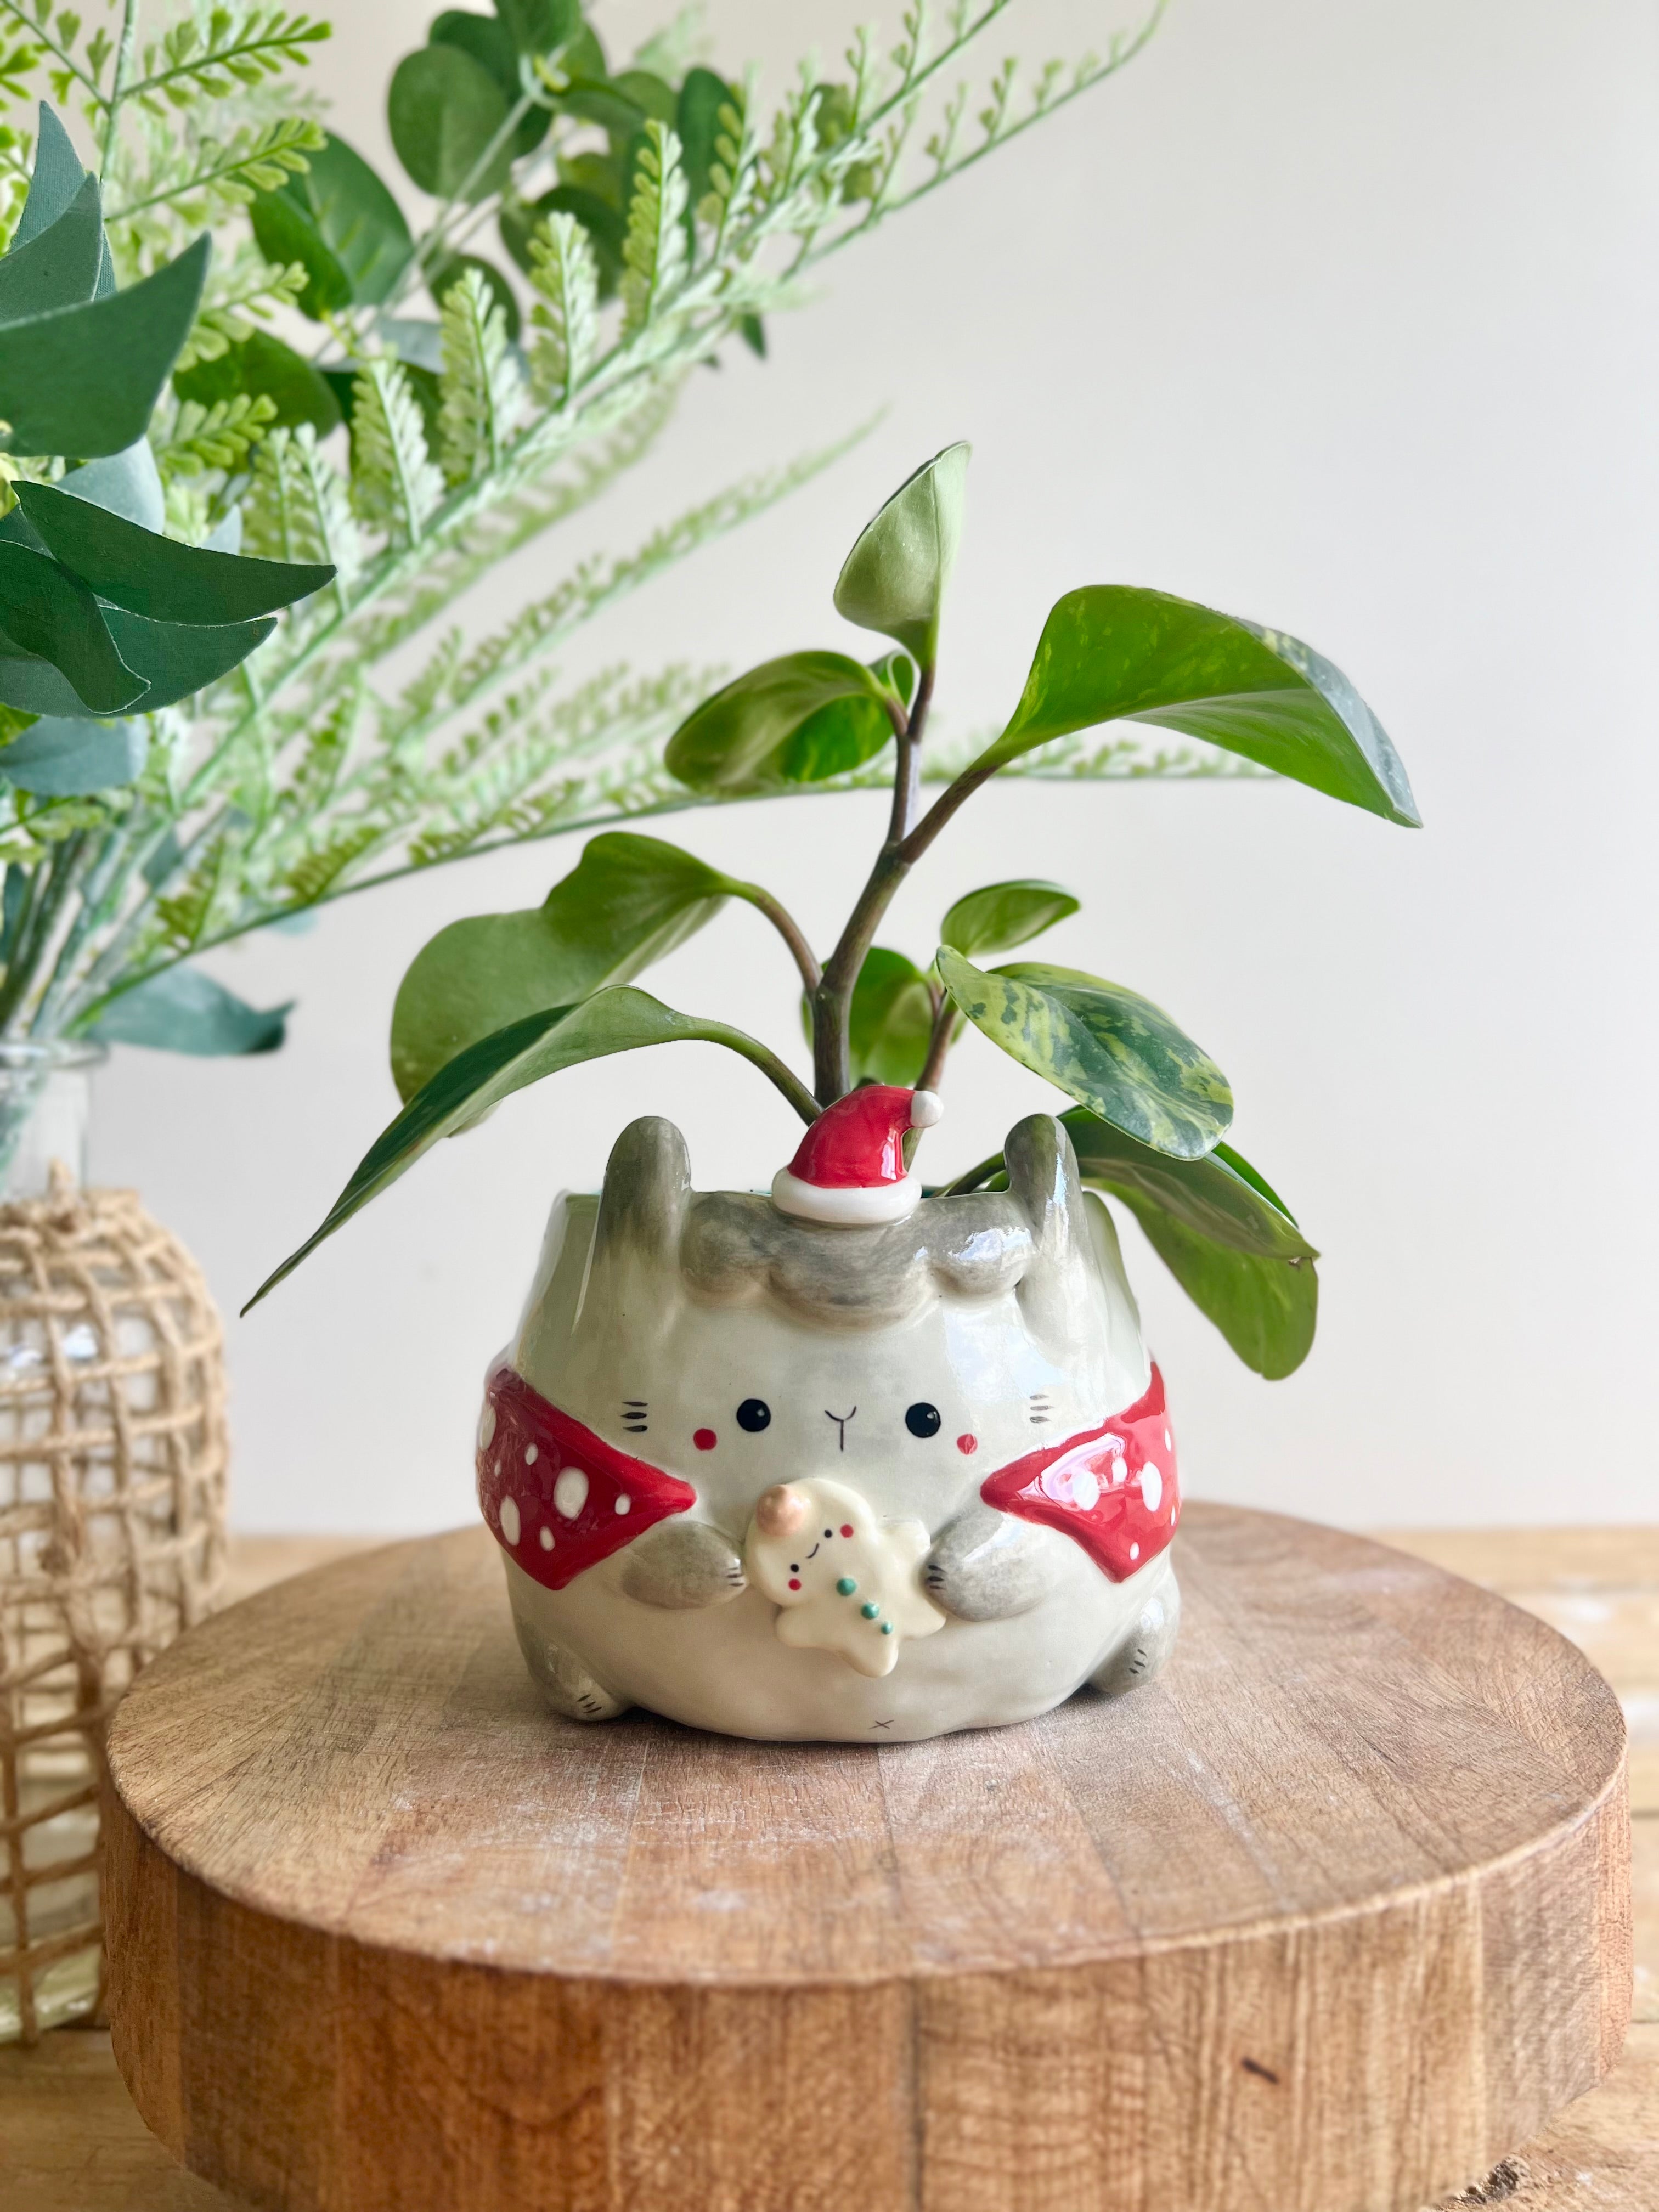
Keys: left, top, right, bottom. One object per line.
{"left": 0, "top": 0, "right": 1172, "bottom": 1154}
{"left": 249, "top": 444, "right": 1420, "bottom": 1381}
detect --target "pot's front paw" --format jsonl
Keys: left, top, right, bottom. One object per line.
{"left": 620, "top": 1517, "right": 747, "bottom": 1610}
{"left": 923, "top": 1505, "right": 1062, "bottom": 1623}
{"left": 1088, "top": 1570, "right": 1182, "bottom": 1699}
{"left": 512, "top": 1614, "right": 631, "bottom": 1723}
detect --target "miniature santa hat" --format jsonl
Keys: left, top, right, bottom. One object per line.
{"left": 771, "top": 1085, "right": 944, "bottom": 1226}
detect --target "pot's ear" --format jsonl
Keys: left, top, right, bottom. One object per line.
{"left": 1004, "top": 1114, "right": 1091, "bottom": 1339}
{"left": 595, "top": 1116, "right": 691, "bottom": 1268}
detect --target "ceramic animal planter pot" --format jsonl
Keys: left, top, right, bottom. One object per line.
{"left": 477, "top": 1087, "right": 1181, "bottom": 1743}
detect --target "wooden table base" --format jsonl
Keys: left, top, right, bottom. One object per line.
{"left": 102, "top": 1506, "right": 1632, "bottom": 2212}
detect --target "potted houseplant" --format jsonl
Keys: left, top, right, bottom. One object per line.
{"left": 251, "top": 443, "right": 1419, "bottom": 1743}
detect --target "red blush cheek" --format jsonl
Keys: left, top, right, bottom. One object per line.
{"left": 788, "top": 1577, "right": 802, "bottom": 1590}
{"left": 693, "top": 1428, "right": 717, "bottom": 1451}
{"left": 956, "top": 1434, "right": 978, "bottom": 1455}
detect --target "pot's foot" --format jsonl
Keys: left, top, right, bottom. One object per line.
{"left": 513, "top": 1613, "right": 631, "bottom": 1723}
{"left": 1087, "top": 1571, "right": 1181, "bottom": 1699}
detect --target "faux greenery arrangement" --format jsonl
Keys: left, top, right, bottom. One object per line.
{"left": 0, "top": 0, "right": 1167, "bottom": 1172}
{"left": 250, "top": 444, "right": 1420, "bottom": 1380}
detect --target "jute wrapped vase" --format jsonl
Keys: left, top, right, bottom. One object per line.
{"left": 0, "top": 1168, "right": 227, "bottom": 2042}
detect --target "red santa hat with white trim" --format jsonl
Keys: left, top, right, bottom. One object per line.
{"left": 771, "top": 1085, "right": 944, "bottom": 1226}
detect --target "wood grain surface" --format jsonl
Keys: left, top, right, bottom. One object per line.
{"left": 95, "top": 1506, "right": 1632, "bottom": 2212}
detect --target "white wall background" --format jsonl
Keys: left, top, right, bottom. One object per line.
{"left": 90, "top": 0, "right": 1659, "bottom": 1532}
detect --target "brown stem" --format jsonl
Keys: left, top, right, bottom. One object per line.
{"left": 916, "top": 985, "right": 955, "bottom": 1094}
{"left": 732, "top": 882, "right": 821, "bottom": 995}
{"left": 811, "top": 669, "right": 937, "bottom": 1104}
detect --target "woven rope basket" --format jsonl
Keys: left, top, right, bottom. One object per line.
{"left": 0, "top": 1167, "right": 227, "bottom": 2043}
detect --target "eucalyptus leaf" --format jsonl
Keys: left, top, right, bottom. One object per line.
{"left": 0, "top": 545, "right": 144, "bottom": 714}
{"left": 14, "top": 483, "right": 334, "bottom": 623}
{"left": 246, "top": 986, "right": 815, "bottom": 1309}
{"left": 664, "top": 651, "right": 894, "bottom": 795}
{"left": 0, "top": 650, "right": 110, "bottom": 717}
{"left": 940, "top": 879, "right": 1079, "bottom": 961}
{"left": 980, "top": 586, "right": 1419, "bottom": 826}
{"left": 0, "top": 715, "right": 146, "bottom": 793}
{"left": 937, "top": 947, "right": 1232, "bottom": 1160}
{"left": 173, "top": 330, "right": 342, "bottom": 437}
{"left": 60, "top": 442, "right": 167, "bottom": 533}
{"left": 91, "top": 967, "right": 291, "bottom": 1056}
{"left": 390, "top": 45, "right": 513, "bottom": 200}
{"left": 0, "top": 235, "right": 209, "bottom": 459}
{"left": 0, "top": 172, "right": 104, "bottom": 325}
{"left": 495, "top": 0, "right": 582, "bottom": 57}
{"left": 12, "top": 105, "right": 84, "bottom": 250}
{"left": 251, "top": 132, "right": 411, "bottom": 319}
{"left": 833, "top": 442, "right": 969, "bottom": 664}
{"left": 390, "top": 831, "right": 740, "bottom": 1099}
{"left": 803, "top": 946, "right": 934, "bottom": 1088}
{"left": 677, "top": 66, "right": 736, "bottom": 206}
{"left": 431, "top": 10, "right": 550, "bottom": 155}
{"left": 101, "top": 606, "right": 276, "bottom": 710}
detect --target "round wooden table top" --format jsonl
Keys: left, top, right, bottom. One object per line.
{"left": 104, "top": 1505, "right": 1632, "bottom": 2212}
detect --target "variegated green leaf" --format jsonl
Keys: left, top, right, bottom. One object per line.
{"left": 936, "top": 947, "right": 1231, "bottom": 1160}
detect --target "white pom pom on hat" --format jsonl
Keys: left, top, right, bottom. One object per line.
{"left": 771, "top": 1085, "right": 945, "bottom": 1226}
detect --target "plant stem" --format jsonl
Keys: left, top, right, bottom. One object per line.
{"left": 98, "top": 0, "right": 140, "bottom": 179}
{"left": 810, "top": 666, "right": 935, "bottom": 1104}
{"left": 732, "top": 882, "right": 820, "bottom": 994}
{"left": 916, "top": 984, "right": 955, "bottom": 1094}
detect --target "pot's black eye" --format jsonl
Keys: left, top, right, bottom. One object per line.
{"left": 905, "top": 1402, "right": 942, "bottom": 1438}
{"left": 736, "top": 1398, "right": 771, "bottom": 1432}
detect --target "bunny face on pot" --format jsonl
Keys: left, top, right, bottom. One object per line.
{"left": 482, "top": 1108, "right": 1183, "bottom": 1742}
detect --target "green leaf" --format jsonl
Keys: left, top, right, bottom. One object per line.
{"left": 390, "top": 46, "right": 512, "bottom": 201}
{"left": 100, "top": 606, "right": 276, "bottom": 710}
{"left": 501, "top": 184, "right": 624, "bottom": 297}
{"left": 0, "top": 545, "right": 144, "bottom": 714}
{"left": 251, "top": 133, "right": 411, "bottom": 320}
{"left": 495, "top": 0, "right": 581, "bottom": 56}
{"left": 431, "top": 250, "right": 521, "bottom": 342}
{"left": 833, "top": 442, "right": 970, "bottom": 665}
{"left": 12, "top": 105, "right": 85, "bottom": 251}
{"left": 676, "top": 67, "right": 736, "bottom": 207}
{"left": 0, "top": 172, "right": 104, "bottom": 325}
{"left": 390, "top": 830, "right": 738, "bottom": 1099}
{"left": 59, "top": 443, "right": 167, "bottom": 533}
{"left": 431, "top": 10, "right": 549, "bottom": 156}
{"left": 937, "top": 947, "right": 1232, "bottom": 1161}
{"left": 91, "top": 967, "right": 291, "bottom": 1057}
{"left": 246, "top": 986, "right": 815, "bottom": 1309}
{"left": 0, "top": 715, "right": 145, "bottom": 793}
{"left": 665, "top": 651, "right": 895, "bottom": 795}
{"left": 13, "top": 482, "right": 334, "bottom": 623}
{"left": 799, "top": 946, "right": 934, "bottom": 1088}
{"left": 980, "top": 586, "right": 1419, "bottom": 826}
{"left": 173, "top": 330, "right": 342, "bottom": 437}
{"left": 0, "top": 236, "right": 209, "bottom": 459}
{"left": 1060, "top": 1112, "right": 1313, "bottom": 1261}
{"left": 940, "top": 879, "right": 1079, "bottom": 961}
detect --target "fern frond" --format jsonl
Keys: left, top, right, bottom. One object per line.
{"left": 175, "top": 252, "right": 307, "bottom": 370}
{"left": 110, "top": 115, "right": 321, "bottom": 221}
{"left": 349, "top": 359, "right": 444, "bottom": 546}
{"left": 127, "top": 9, "right": 329, "bottom": 112}
{"left": 155, "top": 393, "right": 278, "bottom": 479}
{"left": 526, "top": 212, "right": 598, "bottom": 409}
{"left": 620, "top": 121, "right": 689, "bottom": 337}
{"left": 245, "top": 425, "right": 363, "bottom": 586}
{"left": 437, "top": 266, "right": 522, "bottom": 486}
